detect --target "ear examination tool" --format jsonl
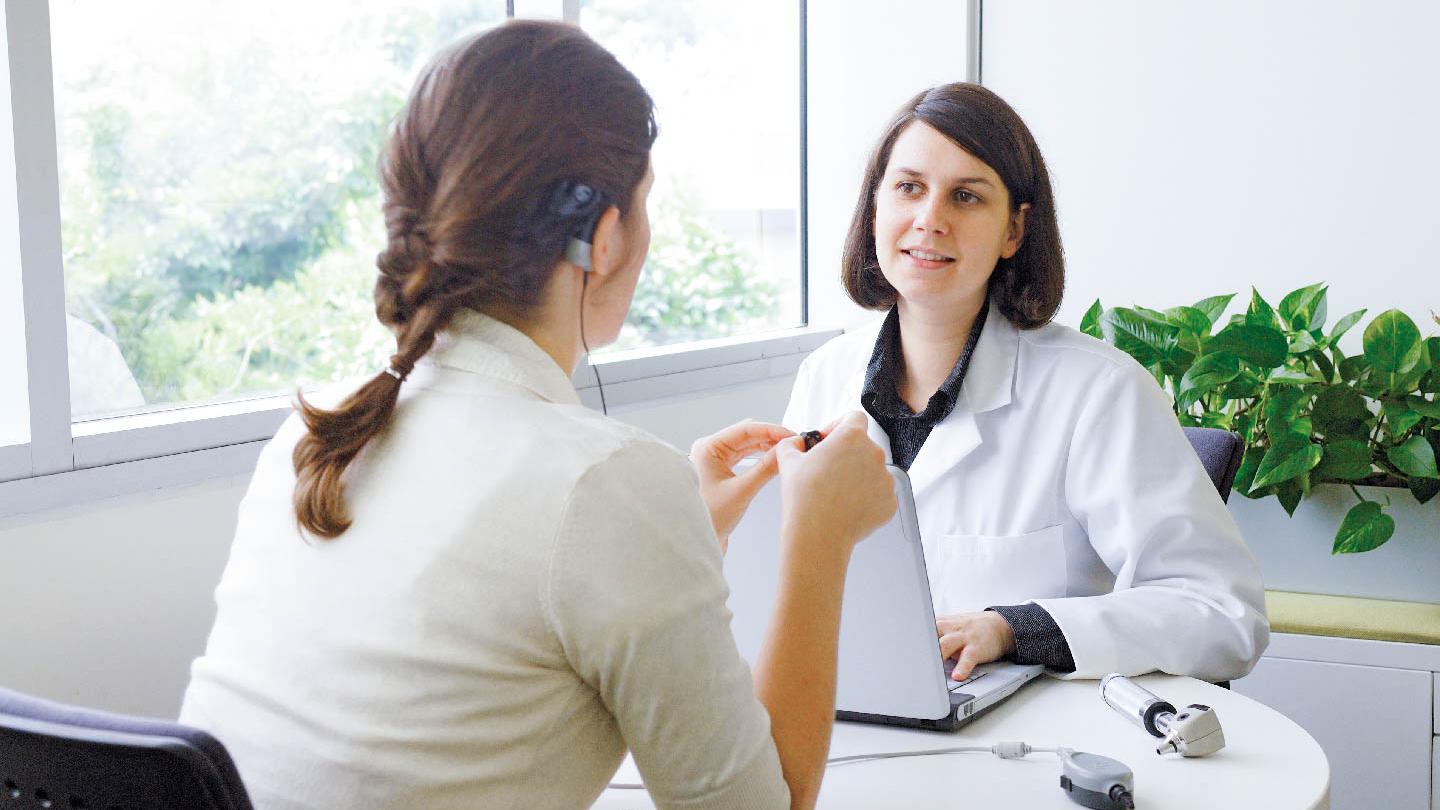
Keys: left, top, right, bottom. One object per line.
{"left": 1100, "top": 673, "right": 1227, "bottom": 757}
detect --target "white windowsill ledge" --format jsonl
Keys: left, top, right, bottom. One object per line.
{"left": 0, "top": 326, "right": 840, "bottom": 521}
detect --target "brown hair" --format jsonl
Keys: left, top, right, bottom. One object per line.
{"left": 292, "top": 20, "right": 656, "bottom": 538}
{"left": 841, "top": 83, "right": 1064, "bottom": 328}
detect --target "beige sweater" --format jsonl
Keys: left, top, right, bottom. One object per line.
{"left": 180, "top": 310, "right": 789, "bottom": 809}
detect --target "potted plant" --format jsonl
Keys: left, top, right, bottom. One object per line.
{"left": 1081, "top": 284, "right": 1439, "bottom": 599}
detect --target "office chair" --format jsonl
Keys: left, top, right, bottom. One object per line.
{"left": 1181, "top": 427, "right": 1244, "bottom": 503}
{"left": 0, "top": 686, "right": 252, "bottom": 810}
{"left": 1180, "top": 427, "right": 1246, "bottom": 690}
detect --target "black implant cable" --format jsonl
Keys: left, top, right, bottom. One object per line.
{"left": 580, "top": 270, "right": 608, "bottom": 415}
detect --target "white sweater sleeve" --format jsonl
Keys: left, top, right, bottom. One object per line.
{"left": 543, "top": 439, "right": 790, "bottom": 810}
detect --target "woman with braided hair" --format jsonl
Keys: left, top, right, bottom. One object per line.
{"left": 179, "top": 19, "right": 895, "bottom": 810}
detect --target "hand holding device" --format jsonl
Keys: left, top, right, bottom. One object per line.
{"left": 775, "top": 411, "right": 895, "bottom": 553}
{"left": 690, "top": 420, "right": 794, "bottom": 549}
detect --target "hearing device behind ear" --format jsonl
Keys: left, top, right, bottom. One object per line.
{"left": 550, "top": 180, "right": 607, "bottom": 272}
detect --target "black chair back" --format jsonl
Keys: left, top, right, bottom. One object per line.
{"left": 0, "top": 686, "right": 252, "bottom": 810}
{"left": 1180, "top": 427, "right": 1246, "bottom": 690}
{"left": 1182, "top": 427, "right": 1244, "bottom": 503}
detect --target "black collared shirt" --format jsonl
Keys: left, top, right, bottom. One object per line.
{"left": 858, "top": 302, "right": 1076, "bottom": 673}
{"left": 859, "top": 303, "right": 988, "bottom": 473}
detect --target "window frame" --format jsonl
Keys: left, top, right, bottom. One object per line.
{"left": 0, "top": 0, "right": 822, "bottom": 516}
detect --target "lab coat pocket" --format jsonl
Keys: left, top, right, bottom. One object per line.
{"left": 926, "top": 525, "right": 1067, "bottom": 616}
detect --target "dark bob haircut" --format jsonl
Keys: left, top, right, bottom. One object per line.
{"left": 841, "top": 83, "right": 1064, "bottom": 329}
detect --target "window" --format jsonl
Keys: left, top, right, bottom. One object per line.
{"left": 2, "top": 0, "right": 816, "bottom": 498}
{"left": 0, "top": 158, "right": 26, "bottom": 450}
{"left": 1, "top": 5, "right": 29, "bottom": 453}
{"left": 580, "top": 0, "right": 804, "bottom": 352}
{"left": 50, "top": 1, "right": 508, "bottom": 421}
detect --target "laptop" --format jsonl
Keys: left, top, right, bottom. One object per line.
{"left": 723, "top": 462, "right": 1043, "bottom": 731}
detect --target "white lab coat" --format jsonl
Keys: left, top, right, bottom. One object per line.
{"left": 783, "top": 301, "right": 1269, "bottom": 682}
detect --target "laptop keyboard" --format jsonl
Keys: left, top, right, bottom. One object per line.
{"left": 942, "top": 659, "right": 987, "bottom": 691}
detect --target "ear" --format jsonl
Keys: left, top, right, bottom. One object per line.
{"left": 1000, "top": 202, "right": 1030, "bottom": 260}
{"left": 585, "top": 205, "right": 626, "bottom": 278}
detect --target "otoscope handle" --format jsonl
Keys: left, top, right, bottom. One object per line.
{"left": 1100, "top": 673, "right": 1176, "bottom": 738}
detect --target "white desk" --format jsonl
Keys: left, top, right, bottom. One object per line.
{"left": 593, "top": 674, "right": 1328, "bottom": 809}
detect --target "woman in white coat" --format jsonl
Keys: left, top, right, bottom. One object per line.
{"left": 784, "top": 83, "right": 1268, "bottom": 684}
{"left": 180, "top": 22, "right": 895, "bottom": 810}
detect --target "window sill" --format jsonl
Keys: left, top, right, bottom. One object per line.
{"left": 0, "top": 327, "right": 839, "bottom": 520}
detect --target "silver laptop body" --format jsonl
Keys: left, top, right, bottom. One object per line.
{"left": 723, "top": 462, "right": 1043, "bottom": 731}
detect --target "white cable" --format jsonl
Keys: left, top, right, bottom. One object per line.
{"left": 606, "top": 741, "right": 1064, "bottom": 790}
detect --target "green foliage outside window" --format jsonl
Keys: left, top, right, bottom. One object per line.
{"left": 1083, "top": 285, "right": 1440, "bottom": 554}
{"left": 58, "top": 5, "right": 779, "bottom": 414}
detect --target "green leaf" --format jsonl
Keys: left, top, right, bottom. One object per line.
{"left": 1134, "top": 306, "right": 1172, "bottom": 326}
{"left": 1198, "top": 411, "right": 1230, "bottom": 429}
{"left": 1206, "top": 323, "right": 1289, "bottom": 369}
{"left": 1338, "top": 354, "right": 1369, "bottom": 383}
{"left": 1328, "top": 309, "right": 1366, "bottom": 344}
{"left": 1191, "top": 294, "right": 1235, "bottom": 327}
{"left": 1252, "top": 432, "right": 1323, "bottom": 489}
{"left": 1386, "top": 435, "right": 1439, "bottom": 478}
{"left": 1311, "top": 385, "right": 1372, "bottom": 438}
{"left": 1312, "top": 439, "right": 1373, "bottom": 481}
{"left": 1275, "top": 478, "right": 1305, "bottom": 516}
{"left": 1179, "top": 352, "right": 1241, "bottom": 395}
{"left": 1267, "top": 367, "right": 1322, "bottom": 384}
{"left": 1233, "top": 446, "right": 1265, "bottom": 497}
{"left": 1427, "top": 336, "right": 1440, "bottom": 368}
{"left": 1406, "top": 396, "right": 1440, "bottom": 419}
{"left": 1363, "top": 309, "right": 1423, "bottom": 373}
{"left": 1080, "top": 299, "right": 1104, "bottom": 339}
{"left": 1383, "top": 401, "right": 1424, "bottom": 435}
{"left": 1288, "top": 331, "right": 1319, "bottom": 354}
{"left": 1245, "top": 288, "right": 1280, "bottom": 329}
{"left": 1380, "top": 358, "right": 1432, "bottom": 397}
{"left": 1332, "top": 501, "right": 1395, "bottom": 554}
{"left": 1165, "top": 306, "right": 1212, "bottom": 337}
{"left": 1311, "top": 291, "right": 1328, "bottom": 334}
{"left": 1279, "top": 283, "right": 1328, "bottom": 331}
{"left": 1101, "top": 307, "right": 1171, "bottom": 367}
{"left": 1410, "top": 476, "right": 1440, "bottom": 505}
{"left": 1312, "top": 349, "right": 1335, "bottom": 384}
{"left": 1263, "top": 386, "right": 1308, "bottom": 426}
{"left": 1222, "top": 374, "right": 1265, "bottom": 399}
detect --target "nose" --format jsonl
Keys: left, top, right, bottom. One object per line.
{"left": 912, "top": 196, "right": 948, "bottom": 235}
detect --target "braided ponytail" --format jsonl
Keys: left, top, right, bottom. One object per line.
{"left": 292, "top": 298, "right": 454, "bottom": 538}
{"left": 290, "top": 20, "right": 655, "bottom": 539}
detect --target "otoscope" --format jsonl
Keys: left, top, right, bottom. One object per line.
{"left": 1100, "top": 674, "right": 1227, "bottom": 757}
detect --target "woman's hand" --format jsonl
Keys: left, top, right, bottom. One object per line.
{"left": 774, "top": 411, "right": 896, "bottom": 554}
{"left": 937, "top": 611, "right": 1017, "bottom": 681}
{"left": 691, "top": 420, "right": 795, "bottom": 552}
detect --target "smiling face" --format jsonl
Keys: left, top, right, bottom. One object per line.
{"left": 873, "top": 121, "right": 1027, "bottom": 318}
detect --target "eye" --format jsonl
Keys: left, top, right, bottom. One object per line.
{"left": 896, "top": 180, "right": 921, "bottom": 196}
{"left": 954, "top": 189, "right": 981, "bottom": 204}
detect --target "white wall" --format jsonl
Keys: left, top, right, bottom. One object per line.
{"left": 805, "top": 1, "right": 974, "bottom": 331}
{"left": 0, "top": 375, "right": 796, "bottom": 717}
{"left": 982, "top": 1, "right": 1440, "bottom": 340}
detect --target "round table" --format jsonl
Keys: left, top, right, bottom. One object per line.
{"left": 592, "top": 673, "right": 1329, "bottom": 809}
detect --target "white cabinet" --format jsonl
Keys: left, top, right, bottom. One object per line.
{"left": 1234, "top": 638, "right": 1437, "bottom": 810}
{"left": 1432, "top": 737, "right": 1439, "bottom": 810}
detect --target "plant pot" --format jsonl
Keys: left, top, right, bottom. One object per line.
{"left": 1228, "top": 484, "right": 1440, "bottom": 604}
